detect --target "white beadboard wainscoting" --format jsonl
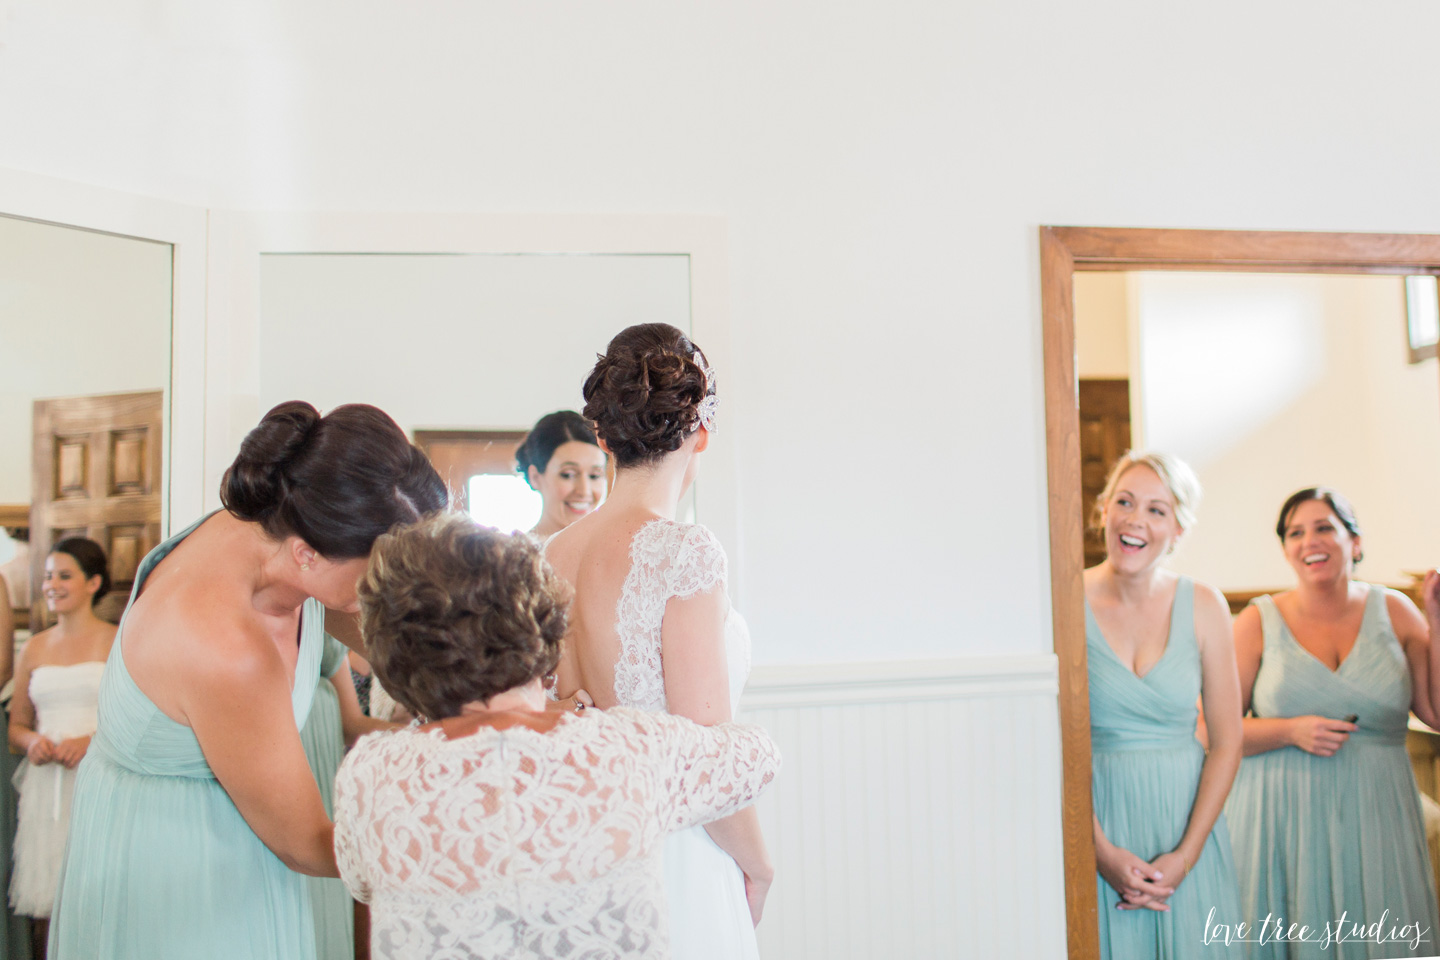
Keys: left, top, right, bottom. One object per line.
{"left": 737, "top": 654, "right": 1066, "bottom": 960}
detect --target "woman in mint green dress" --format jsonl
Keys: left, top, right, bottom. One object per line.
{"left": 1227, "top": 488, "right": 1440, "bottom": 959}
{"left": 1086, "top": 452, "right": 1244, "bottom": 959}
{"left": 47, "top": 401, "right": 446, "bottom": 960}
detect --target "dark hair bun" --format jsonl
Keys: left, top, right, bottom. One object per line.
{"left": 222, "top": 401, "right": 322, "bottom": 526}
{"left": 515, "top": 411, "right": 601, "bottom": 489}
{"left": 221, "top": 401, "right": 448, "bottom": 558}
{"left": 582, "top": 323, "right": 714, "bottom": 468}
{"left": 50, "top": 537, "right": 111, "bottom": 604}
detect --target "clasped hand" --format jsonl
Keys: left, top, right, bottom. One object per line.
{"left": 27, "top": 734, "right": 91, "bottom": 768}
{"left": 1098, "top": 842, "right": 1186, "bottom": 912}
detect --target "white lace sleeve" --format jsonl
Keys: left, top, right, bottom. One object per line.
{"left": 624, "top": 709, "right": 780, "bottom": 832}
{"left": 614, "top": 521, "right": 732, "bottom": 712}
{"left": 666, "top": 524, "right": 728, "bottom": 600}
{"left": 333, "top": 740, "right": 376, "bottom": 904}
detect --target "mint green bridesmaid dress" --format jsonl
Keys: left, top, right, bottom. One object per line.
{"left": 1225, "top": 587, "right": 1440, "bottom": 959}
{"left": 1089, "top": 576, "right": 1244, "bottom": 959}
{"left": 299, "top": 634, "right": 354, "bottom": 960}
{"left": 47, "top": 518, "right": 324, "bottom": 959}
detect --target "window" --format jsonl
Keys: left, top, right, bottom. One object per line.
{"left": 466, "top": 474, "right": 541, "bottom": 532}
{"left": 1406, "top": 275, "right": 1439, "bottom": 363}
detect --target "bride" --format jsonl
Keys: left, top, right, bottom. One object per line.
{"left": 546, "top": 322, "right": 772, "bottom": 960}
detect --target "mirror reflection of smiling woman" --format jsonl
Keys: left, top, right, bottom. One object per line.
{"left": 47, "top": 402, "right": 446, "bottom": 960}
{"left": 1083, "top": 452, "right": 1244, "bottom": 959}
{"left": 515, "top": 411, "right": 608, "bottom": 541}
{"left": 1225, "top": 488, "right": 1440, "bottom": 955}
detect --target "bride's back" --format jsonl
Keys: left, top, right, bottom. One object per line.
{"left": 552, "top": 320, "right": 721, "bottom": 710}
{"left": 545, "top": 508, "right": 654, "bottom": 710}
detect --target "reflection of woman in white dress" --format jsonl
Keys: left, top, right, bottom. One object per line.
{"left": 547, "top": 323, "right": 772, "bottom": 960}
{"left": 7, "top": 538, "right": 115, "bottom": 950}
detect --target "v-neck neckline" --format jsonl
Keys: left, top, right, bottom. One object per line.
{"left": 1270, "top": 588, "right": 1371, "bottom": 675}
{"left": 1086, "top": 578, "right": 1183, "bottom": 682}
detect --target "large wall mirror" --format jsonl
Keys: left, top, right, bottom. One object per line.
{"left": 1041, "top": 228, "right": 1440, "bottom": 959}
{"left": 258, "top": 252, "right": 693, "bottom": 530}
{"left": 205, "top": 212, "right": 738, "bottom": 584}
{"left": 0, "top": 215, "right": 173, "bottom": 631}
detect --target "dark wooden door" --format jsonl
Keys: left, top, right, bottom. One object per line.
{"left": 1078, "top": 379, "right": 1131, "bottom": 570}
{"left": 412, "top": 429, "right": 529, "bottom": 511}
{"left": 31, "top": 390, "right": 164, "bottom": 626}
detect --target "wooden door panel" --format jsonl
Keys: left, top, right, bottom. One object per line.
{"left": 108, "top": 428, "right": 153, "bottom": 496}
{"left": 55, "top": 436, "right": 90, "bottom": 499}
{"left": 1078, "top": 379, "right": 1132, "bottom": 570}
{"left": 31, "top": 391, "right": 164, "bottom": 628}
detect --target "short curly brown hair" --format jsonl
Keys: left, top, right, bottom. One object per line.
{"left": 582, "top": 323, "right": 715, "bottom": 468}
{"left": 358, "top": 513, "right": 569, "bottom": 720}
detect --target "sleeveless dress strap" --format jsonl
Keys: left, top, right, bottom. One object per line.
{"left": 1170, "top": 576, "right": 1195, "bottom": 649}
{"left": 1362, "top": 582, "right": 1389, "bottom": 634}
{"left": 1251, "top": 594, "right": 1282, "bottom": 655}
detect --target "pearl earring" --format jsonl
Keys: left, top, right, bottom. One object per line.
{"left": 300, "top": 563, "right": 310, "bottom": 572}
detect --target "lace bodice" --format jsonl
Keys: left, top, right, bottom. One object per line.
{"left": 613, "top": 520, "right": 751, "bottom": 713}
{"left": 333, "top": 709, "right": 779, "bottom": 960}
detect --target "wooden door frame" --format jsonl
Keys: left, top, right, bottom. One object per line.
{"left": 1041, "top": 226, "right": 1440, "bottom": 960}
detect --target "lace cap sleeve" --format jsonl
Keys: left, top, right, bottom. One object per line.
{"left": 657, "top": 522, "right": 728, "bottom": 600}
{"left": 617, "top": 709, "right": 780, "bottom": 833}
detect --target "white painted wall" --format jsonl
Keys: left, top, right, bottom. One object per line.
{"left": 0, "top": 215, "right": 171, "bottom": 503}
{"left": 6, "top": 1, "right": 1440, "bottom": 665}
{"left": 739, "top": 654, "right": 1064, "bottom": 960}
{"left": 1136, "top": 272, "right": 1440, "bottom": 592}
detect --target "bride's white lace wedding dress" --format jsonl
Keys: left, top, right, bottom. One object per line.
{"left": 612, "top": 518, "right": 759, "bottom": 960}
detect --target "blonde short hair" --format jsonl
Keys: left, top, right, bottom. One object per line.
{"left": 1091, "top": 450, "right": 1202, "bottom": 532}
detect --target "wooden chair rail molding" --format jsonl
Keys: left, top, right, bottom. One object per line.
{"left": 1040, "top": 225, "right": 1440, "bottom": 960}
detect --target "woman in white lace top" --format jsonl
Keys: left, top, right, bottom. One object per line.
{"left": 333, "top": 512, "right": 779, "bottom": 960}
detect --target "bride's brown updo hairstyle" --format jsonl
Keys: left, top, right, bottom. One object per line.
{"left": 221, "top": 401, "right": 448, "bottom": 558}
{"left": 582, "top": 323, "right": 715, "bottom": 468}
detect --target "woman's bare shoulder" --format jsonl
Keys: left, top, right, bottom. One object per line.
{"left": 128, "top": 574, "right": 281, "bottom": 684}
{"left": 1189, "top": 579, "right": 1230, "bottom": 617}
{"left": 18, "top": 625, "right": 58, "bottom": 663}
{"left": 1383, "top": 587, "right": 1427, "bottom": 638}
